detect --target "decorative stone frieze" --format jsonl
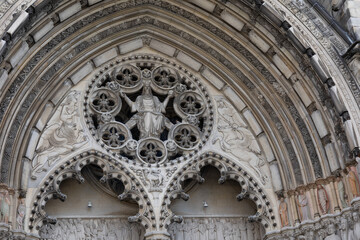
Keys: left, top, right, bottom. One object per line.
{"left": 265, "top": 198, "right": 360, "bottom": 240}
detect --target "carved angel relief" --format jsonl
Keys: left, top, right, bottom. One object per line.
{"left": 31, "top": 91, "right": 88, "bottom": 178}
{"left": 212, "top": 97, "right": 268, "bottom": 183}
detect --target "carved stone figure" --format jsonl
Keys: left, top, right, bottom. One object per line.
{"left": 324, "top": 224, "right": 341, "bottom": 240}
{"left": 143, "top": 168, "right": 164, "bottom": 191}
{"left": 239, "top": 218, "right": 247, "bottom": 239}
{"left": 207, "top": 219, "right": 217, "bottom": 240}
{"left": 190, "top": 219, "right": 199, "bottom": 239}
{"left": 121, "top": 80, "right": 174, "bottom": 139}
{"left": 336, "top": 177, "right": 348, "bottom": 208}
{"left": 317, "top": 184, "right": 330, "bottom": 214}
{"left": 339, "top": 217, "right": 348, "bottom": 240}
{"left": 279, "top": 197, "right": 289, "bottom": 227}
{"left": 40, "top": 218, "right": 145, "bottom": 239}
{"left": 224, "top": 224, "right": 234, "bottom": 240}
{"left": 198, "top": 219, "right": 207, "bottom": 240}
{"left": 0, "top": 189, "right": 10, "bottom": 224}
{"left": 213, "top": 97, "right": 267, "bottom": 183}
{"left": 16, "top": 198, "right": 26, "bottom": 229}
{"left": 296, "top": 190, "right": 310, "bottom": 222}
{"left": 32, "top": 91, "right": 88, "bottom": 175}
{"left": 352, "top": 212, "right": 360, "bottom": 240}
{"left": 348, "top": 166, "right": 360, "bottom": 198}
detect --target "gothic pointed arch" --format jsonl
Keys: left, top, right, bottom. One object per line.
{"left": 0, "top": 0, "right": 360, "bottom": 239}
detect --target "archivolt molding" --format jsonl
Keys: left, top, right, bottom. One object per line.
{"left": 263, "top": 0, "right": 360, "bottom": 138}
{"left": 22, "top": 52, "right": 277, "bottom": 238}
{"left": 0, "top": 0, "right": 345, "bottom": 187}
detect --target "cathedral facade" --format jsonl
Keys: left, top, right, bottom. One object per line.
{"left": 0, "top": 0, "right": 360, "bottom": 239}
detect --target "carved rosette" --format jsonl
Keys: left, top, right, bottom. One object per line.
{"left": 84, "top": 56, "right": 213, "bottom": 165}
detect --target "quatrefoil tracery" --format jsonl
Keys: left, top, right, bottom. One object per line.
{"left": 85, "top": 59, "right": 213, "bottom": 165}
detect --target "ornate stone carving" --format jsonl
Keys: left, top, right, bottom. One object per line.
{"left": 317, "top": 184, "right": 330, "bottom": 214}
{"left": 16, "top": 198, "right": 25, "bottom": 230}
{"left": 347, "top": 166, "right": 360, "bottom": 199}
{"left": 168, "top": 217, "right": 264, "bottom": 240}
{"left": 296, "top": 189, "right": 311, "bottom": 222}
{"left": 85, "top": 59, "right": 213, "bottom": 165}
{"left": 279, "top": 197, "right": 289, "bottom": 227}
{"left": 40, "top": 218, "right": 145, "bottom": 240}
{"left": 161, "top": 152, "right": 277, "bottom": 232}
{"left": 31, "top": 91, "right": 88, "bottom": 177}
{"left": 28, "top": 151, "right": 155, "bottom": 233}
{"left": 0, "top": 189, "right": 10, "bottom": 224}
{"left": 213, "top": 97, "right": 268, "bottom": 183}
{"left": 336, "top": 176, "right": 348, "bottom": 208}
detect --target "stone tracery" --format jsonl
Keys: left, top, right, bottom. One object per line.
{"left": 85, "top": 60, "right": 213, "bottom": 165}
{"left": 0, "top": 0, "right": 360, "bottom": 239}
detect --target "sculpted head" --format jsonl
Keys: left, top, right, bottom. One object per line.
{"left": 341, "top": 218, "right": 347, "bottom": 229}
{"left": 327, "top": 224, "right": 336, "bottom": 235}
{"left": 353, "top": 212, "right": 359, "bottom": 222}
{"left": 142, "top": 80, "right": 153, "bottom": 96}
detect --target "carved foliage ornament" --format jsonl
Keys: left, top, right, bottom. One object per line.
{"left": 85, "top": 59, "right": 213, "bottom": 165}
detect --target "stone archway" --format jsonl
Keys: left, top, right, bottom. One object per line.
{"left": 1, "top": 1, "right": 360, "bottom": 240}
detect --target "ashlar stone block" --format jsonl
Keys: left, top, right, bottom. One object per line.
{"left": 119, "top": 39, "right": 143, "bottom": 54}
{"left": 32, "top": 21, "right": 54, "bottom": 42}
{"left": 93, "top": 48, "right": 118, "bottom": 67}
{"left": 176, "top": 52, "right": 202, "bottom": 71}
{"left": 220, "top": 10, "right": 245, "bottom": 31}
{"left": 324, "top": 143, "right": 340, "bottom": 172}
{"left": 270, "top": 163, "right": 283, "bottom": 191}
{"left": 58, "top": 2, "right": 82, "bottom": 22}
{"left": 88, "top": 0, "right": 103, "bottom": 5}
{"left": 223, "top": 87, "right": 246, "bottom": 111}
{"left": 201, "top": 68, "right": 224, "bottom": 90}
{"left": 344, "top": 119, "right": 358, "bottom": 150}
{"left": 35, "top": 103, "right": 54, "bottom": 131}
{"left": 248, "top": 30, "right": 270, "bottom": 53}
{"left": 243, "top": 109, "right": 263, "bottom": 136}
{"left": 189, "top": 0, "right": 216, "bottom": 12}
{"left": 9, "top": 42, "right": 29, "bottom": 68}
{"left": 258, "top": 134, "right": 275, "bottom": 162}
{"left": 0, "top": 39, "right": 6, "bottom": 56}
{"left": 293, "top": 81, "right": 312, "bottom": 107}
{"left": 272, "top": 54, "right": 293, "bottom": 79}
{"left": 25, "top": 129, "right": 40, "bottom": 160}
{"left": 0, "top": 69, "right": 8, "bottom": 92}
{"left": 149, "top": 39, "right": 176, "bottom": 56}
{"left": 311, "top": 110, "right": 328, "bottom": 138}
{"left": 50, "top": 80, "right": 73, "bottom": 105}
{"left": 70, "top": 62, "right": 93, "bottom": 85}
{"left": 7, "top": 11, "right": 29, "bottom": 36}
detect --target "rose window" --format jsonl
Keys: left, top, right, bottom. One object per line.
{"left": 85, "top": 58, "right": 213, "bottom": 165}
